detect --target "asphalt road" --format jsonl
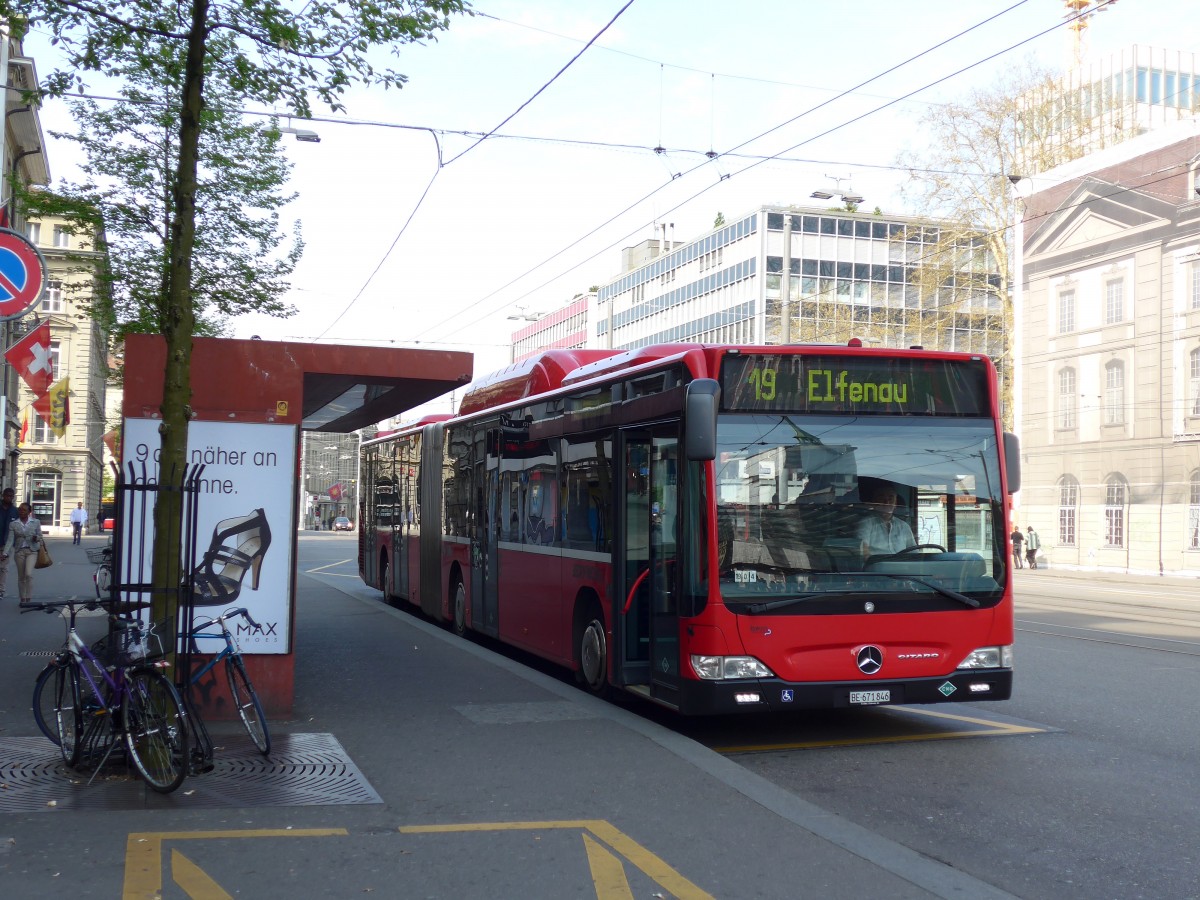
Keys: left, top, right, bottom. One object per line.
{"left": 716, "top": 573, "right": 1200, "bottom": 900}
{"left": 325, "top": 540, "right": 1200, "bottom": 899}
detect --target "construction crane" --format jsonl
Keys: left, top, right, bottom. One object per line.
{"left": 1063, "top": 0, "right": 1119, "bottom": 67}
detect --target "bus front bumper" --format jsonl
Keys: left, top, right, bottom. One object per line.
{"left": 676, "top": 670, "right": 1013, "bottom": 715}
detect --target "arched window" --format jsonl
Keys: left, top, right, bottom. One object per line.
{"left": 1058, "top": 476, "right": 1079, "bottom": 546}
{"left": 1190, "top": 472, "right": 1200, "bottom": 550}
{"left": 1104, "top": 475, "right": 1127, "bottom": 547}
{"left": 1058, "top": 368, "right": 1077, "bottom": 429}
{"left": 1104, "top": 361, "right": 1125, "bottom": 425}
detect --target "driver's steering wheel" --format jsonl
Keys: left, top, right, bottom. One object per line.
{"left": 865, "top": 543, "right": 946, "bottom": 566}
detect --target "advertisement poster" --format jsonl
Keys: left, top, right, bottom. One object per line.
{"left": 122, "top": 418, "right": 297, "bottom": 654}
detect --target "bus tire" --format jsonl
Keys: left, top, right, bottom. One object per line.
{"left": 576, "top": 604, "right": 608, "bottom": 695}
{"left": 452, "top": 581, "right": 467, "bottom": 636}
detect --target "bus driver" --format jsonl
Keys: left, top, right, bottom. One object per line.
{"left": 857, "top": 480, "right": 915, "bottom": 559}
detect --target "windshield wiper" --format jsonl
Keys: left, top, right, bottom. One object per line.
{"left": 874, "top": 573, "right": 980, "bottom": 608}
{"left": 741, "top": 574, "right": 981, "bottom": 614}
{"left": 743, "top": 592, "right": 859, "bottom": 614}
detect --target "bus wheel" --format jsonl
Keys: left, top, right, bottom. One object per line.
{"left": 452, "top": 581, "right": 467, "bottom": 637}
{"left": 578, "top": 615, "right": 607, "bottom": 694}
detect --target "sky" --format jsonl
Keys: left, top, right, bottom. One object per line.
{"left": 21, "top": 0, "right": 1200, "bottom": 412}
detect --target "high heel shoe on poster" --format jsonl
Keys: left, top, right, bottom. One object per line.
{"left": 191, "top": 508, "right": 272, "bottom": 607}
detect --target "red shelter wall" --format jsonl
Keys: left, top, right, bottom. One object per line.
{"left": 122, "top": 335, "right": 472, "bottom": 717}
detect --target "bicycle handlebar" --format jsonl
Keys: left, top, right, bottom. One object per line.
{"left": 21, "top": 597, "right": 105, "bottom": 614}
{"left": 197, "top": 607, "right": 261, "bottom": 630}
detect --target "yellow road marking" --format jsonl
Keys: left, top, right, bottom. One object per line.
{"left": 399, "top": 821, "right": 714, "bottom": 899}
{"left": 124, "top": 822, "right": 712, "bottom": 899}
{"left": 123, "top": 829, "right": 348, "bottom": 900}
{"left": 582, "top": 833, "right": 635, "bottom": 900}
{"left": 171, "top": 849, "right": 233, "bottom": 900}
{"left": 714, "top": 706, "right": 1044, "bottom": 753}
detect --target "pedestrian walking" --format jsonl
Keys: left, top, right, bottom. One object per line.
{"left": 0, "top": 488, "right": 19, "bottom": 599}
{"left": 70, "top": 501, "right": 88, "bottom": 544}
{"left": 1010, "top": 526, "right": 1024, "bottom": 569}
{"left": 4, "top": 503, "right": 44, "bottom": 604}
{"left": 1025, "top": 525, "right": 1041, "bottom": 570}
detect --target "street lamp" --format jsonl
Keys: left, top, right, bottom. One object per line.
{"left": 276, "top": 125, "right": 321, "bottom": 143}
{"left": 810, "top": 174, "right": 863, "bottom": 206}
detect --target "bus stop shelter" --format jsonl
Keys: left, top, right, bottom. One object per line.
{"left": 121, "top": 334, "right": 473, "bottom": 716}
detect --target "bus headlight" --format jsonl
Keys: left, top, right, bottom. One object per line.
{"left": 690, "top": 655, "right": 774, "bottom": 680}
{"left": 956, "top": 645, "right": 1013, "bottom": 669}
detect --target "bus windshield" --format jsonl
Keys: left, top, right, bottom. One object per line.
{"left": 714, "top": 414, "right": 1006, "bottom": 607}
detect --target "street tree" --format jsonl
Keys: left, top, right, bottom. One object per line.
{"left": 6, "top": 0, "right": 468, "bottom": 620}
{"left": 896, "top": 61, "right": 1130, "bottom": 426}
{"left": 23, "top": 36, "right": 302, "bottom": 341}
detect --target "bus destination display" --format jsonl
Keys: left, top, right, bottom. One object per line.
{"left": 720, "top": 353, "right": 990, "bottom": 415}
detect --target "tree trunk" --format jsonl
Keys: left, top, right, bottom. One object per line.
{"left": 151, "top": 0, "right": 208, "bottom": 631}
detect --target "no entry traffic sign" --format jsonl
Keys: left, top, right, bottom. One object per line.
{"left": 0, "top": 227, "right": 47, "bottom": 321}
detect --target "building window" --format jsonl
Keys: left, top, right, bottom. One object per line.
{"left": 1105, "top": 279, "right": 1124, "bottom": 324}
{"left": 52, "top": 226, "right": 69, "bottom": 249}
{"left": 1192, "top": 348, "right": 1200, "bottom": 415}
{"left": 1058, "top": 289, "right": 1075, "bottom": 333}
{"left": 1058, "top": 476, "right": 1078, "bottom": 546}
{"left": 1104, "top": 361, "right": 1125, "bottom": 425}
{"left": 1104, "top": 476, "right": 1126, "bottom": 547}
{"left": 1058, "top": 368, "right": 1077, "bottom": 429}
{"left": 32, "top": 412, "right": 58, "bottom": 445}
{"left": 42, "top": 281, "right": 64, "bottom": 314}
{"left": 1192, "top": 261, "right": 1200, "bottom": 311}
{"left": 1190, "top": 473, "right": 1200, "bottom": 550}
{"left": 26, "top": 222, "right": 40, "bottom": 244}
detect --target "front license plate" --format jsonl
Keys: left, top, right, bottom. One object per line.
{"left": 850, "top": 690, "right": 891, "bottom": 705}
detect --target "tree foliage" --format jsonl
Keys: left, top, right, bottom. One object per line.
{"left": 6, "top": 0, "right": 468, "bottom": 618}
{"left": 895, "top": 61, "right": 1122, "bottom": 425}
{"left": 23, "top": 36, "right": 302, "bottom": 341}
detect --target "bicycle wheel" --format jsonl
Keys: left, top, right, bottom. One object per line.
{"left": 225, "top": 655, "right": 270, "bottom": 755}
{"left": 94, "top": 563, "right": 112, "bottom": 601}
{"left": 122, "top": 669, "right": 189, "bottom": 793}
{"left": 32, "top": 660, "right": 82, "bottom": 767}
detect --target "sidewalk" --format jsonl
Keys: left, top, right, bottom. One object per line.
{"left": 0, "top": 534, "right": 1020, "bottom": 898}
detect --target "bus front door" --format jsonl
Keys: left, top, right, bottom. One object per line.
{"left": 619, "top": 428, "right": 680, "bottom": 706}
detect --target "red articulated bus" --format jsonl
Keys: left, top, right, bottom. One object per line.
{"left": 359, "top": 342, "right": 1020, "bottom": 714}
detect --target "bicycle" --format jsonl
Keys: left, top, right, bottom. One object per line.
{"left": 186, "top": 607, "right": 271, "bottom": 755}
{"left": 87, "top": 544, "right": 112, "bottom": 600}
{"left": 26, "top": 598, "right": 190, "bottom": 793}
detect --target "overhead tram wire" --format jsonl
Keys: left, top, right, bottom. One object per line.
{"left": 413, "top": 0, "right": 1038, "bottom": 342}
{"left": 473, "top": 9, "right": 944, "bottom": 108}
{"left": 312, "top": 131, "right": 444, "bottom": 341}
{"left": 415, "top": 0, "right": 1113, "bottom": 343}
{"left": 313, "top": 0, "right": 636, "bottom": 340}
{"left": 440, "top": 0, "right": 637, "bottom": 167}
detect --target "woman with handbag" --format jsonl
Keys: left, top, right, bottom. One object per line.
{"left": 3, "top": 503, "right": 45, "bottom": 605}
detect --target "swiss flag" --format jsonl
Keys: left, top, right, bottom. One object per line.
{"left": 5, "top": 322, "right": 54, "bottom": 396}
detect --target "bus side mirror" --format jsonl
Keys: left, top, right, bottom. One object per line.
{"left": 1003, "top": 432, "right": 1020, "bottom": 494}
{"left": 685, "top": 378, "right": 720, "bottom": 461}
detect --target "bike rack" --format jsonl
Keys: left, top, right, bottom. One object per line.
{"left": 111, "top": 461, "right": 214, "bottom": 775}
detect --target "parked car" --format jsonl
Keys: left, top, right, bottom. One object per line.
{"left": 333, "top": 516, "right": 353, "bottom": 531}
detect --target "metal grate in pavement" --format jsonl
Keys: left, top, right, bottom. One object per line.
{"left": 0, "top": 732, "right": 381, "bottom": 812}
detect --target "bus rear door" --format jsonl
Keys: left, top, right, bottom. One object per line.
{"left": 470, "top": 425, "right": 501, "bottom": 637}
